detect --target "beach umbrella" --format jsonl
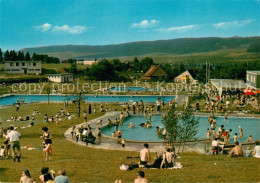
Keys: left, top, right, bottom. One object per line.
{"left": 243, "top": 89, "right": 255, "bottom": 95}
{"left": 255, "top": 90, "right": 260, "bottom": 95}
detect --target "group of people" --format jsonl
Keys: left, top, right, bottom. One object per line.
{"left": 206, "top": 114, "right": 260, "bottom": 158}
{"left": 19, "top": 167, "right": 69, "bottom": 183}
{"left": 0, "top": 126, "right": 21, "bottom": 162}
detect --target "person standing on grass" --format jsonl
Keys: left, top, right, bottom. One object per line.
{"left": 41, "top": 127, "right": 52, "bottom": 161}
{"left": 2, "top": 129, "right": 9, "bottom": 159}
{"left": 134, "top": 171, "right": 148, "bottom": 183}
{"left": 97, "top": 127, "right": 102, "bottom": 144}
{"left": 6, "top": 126, "right": 21, "bottom": 162}
{"left": 71, "top": 126, "right": 75, "bottom": 140}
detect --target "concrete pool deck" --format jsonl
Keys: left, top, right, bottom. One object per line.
{"left": 64, "top": 111, "right": 260, "bottom": 154}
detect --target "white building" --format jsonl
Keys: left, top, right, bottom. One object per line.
{"left": 76, "top": 60, "right": 97, "bottom": 65}
{"left": 47, "top": 73, "right": 73, "bottom": 83}
{"left": 5, "top": 61, "right": 42, "bottom": 74}
{"left": 210, "top": 79, "right": 247, "bottom": 95}
{"left": 246, "top": 71, "right": 260, "bottom": 90}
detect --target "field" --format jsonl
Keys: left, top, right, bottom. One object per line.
{"left": 118, "top": 49, "right": 260, "bottom": 64}
{"left": 0, "top": 103, "right": 259, "bottom": 182}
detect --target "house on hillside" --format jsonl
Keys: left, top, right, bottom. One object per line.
{"left": 141, "top": 65, "right": 168, "bottom": 80}
{"left": 76, "top": 60, "right": 97, "bottom": 65}
{"left": 174, "top": 71, "right": 195, "bottom": 83}
{"left": 5, "top": 61, "right": 42, "bottom": 74}
{"left": 47, "top": 73, "right": 73, "bottom": 83}
{"left": 246, "top": 71, "right": 260, "bottom": 90}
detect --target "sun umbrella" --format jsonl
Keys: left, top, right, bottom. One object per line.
{"left": 243, "top": 89, "right": 255, "bottom": 95}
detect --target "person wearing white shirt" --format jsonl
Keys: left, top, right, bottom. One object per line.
{"left": 254, "top": 141, "right": 260, "bottom": 158}
{"left": 6, "top": 126, "right": 21, "bottom": 162}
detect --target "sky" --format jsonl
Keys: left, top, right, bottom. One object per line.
{"left": 0, "top": 0, "right": 260, "bottom": 51}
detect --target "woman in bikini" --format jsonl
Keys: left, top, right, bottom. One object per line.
{"left": 41, "top": 127, "right": 52, "bottom": 161}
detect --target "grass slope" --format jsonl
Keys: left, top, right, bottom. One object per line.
{"left": 20, "top": 37, "right": 260, "bottom": 61}
{"left": 0, "top": 103, "right": 259, "bottom": 182}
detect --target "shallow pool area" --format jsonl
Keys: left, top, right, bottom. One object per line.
{"left": 0, "top": 94, "right": 174, "bottom": 106}
{"left": 102, "top": 115, "right": 260, "bottom": 142}
{"left": 110, "top": 86, "right": 156, "bottom": 92}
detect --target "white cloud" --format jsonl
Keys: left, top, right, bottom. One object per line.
{"left": 35, "top": 23, "right": 52, "bottom": 32}
{"left": 157, "top": 24, "right": 198, "bottom": 32}
{"left": 213, "top": 20, "right": 252, "bottom": 29}
{"left": 35, "top": 23, "right": 87, "bottom": 34}
{"left": 52, "top": 25, "right": 87, "bottom": 34}
{"left": 132, "top": 19, "right": 159, "bottom": 29}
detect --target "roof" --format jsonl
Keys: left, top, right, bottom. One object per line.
{"left": 47, "top": 73, "right": 73, "bottom": 76}
{"left": 143, "top": 65, "right": 167, "bottom": 77}
{"left": 210, "top": 79, "right": 247, "bottom": 90}
{"left": 175, "top": 71, "right": 194, "bottom": 80}
{"left": 247, "top": 71, "right": 260, "bottom": 75}
{"left": 5, "top": 61, "right": 42, "bottom": 63}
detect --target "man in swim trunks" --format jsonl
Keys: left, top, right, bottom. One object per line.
{"left": 140, "top": 143, "right": 150, "bottom": 165}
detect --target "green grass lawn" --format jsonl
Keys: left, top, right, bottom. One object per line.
{"left": 0, "top": 103, "right": 260, "bottom": 182}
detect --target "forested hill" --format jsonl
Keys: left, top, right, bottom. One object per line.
{"left": 21, "top": 37, "right": 260, "bottom": 60}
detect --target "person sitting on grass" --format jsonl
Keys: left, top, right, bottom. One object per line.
{"left": 140, "top": 143, "right": 150, "bottom": 166}
{"left": 245, "top": 146, "right": 253, "bottom": 157}
{"left": 134, "top": 171, "right": 148, "bottom": 183}
{"left": 230, "top": 141, "right": 243, "bottom": 157}
{"left": 39, "top": 167, "right": 55, "bottom": 183}
{"left": 20, "top": 169, "right": 35, "bottom": 183}
{"left": 161, "top": 147, "right": 174, "bottom": 169}
{"left": 54, "top": 169, "right": 70, "bottom": 183}
{"left": 253, "top": 141, "right": 260, "bottom": 158}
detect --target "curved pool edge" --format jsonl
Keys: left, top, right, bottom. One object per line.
{"left": 64, "top": 111, "right": 260, "bottom": 153}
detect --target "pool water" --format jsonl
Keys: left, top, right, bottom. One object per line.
{"left": 102, "top": 115, "right": 260, "bottom": 142}
{"left": 0, "top": 95, "right": 174, "bottom": 106}
{"left": 110, "top": 86, "right": 156, "bottom": 92}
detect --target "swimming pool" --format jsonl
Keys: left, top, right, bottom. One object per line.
{"left": 0, "top": 95, "right": 175, "bottom": 106}
{"left": 110, "top": 86, "right": 156, "bottom": 92}
{"left": 102, "top": 115, "right": 260, "bottom": 142}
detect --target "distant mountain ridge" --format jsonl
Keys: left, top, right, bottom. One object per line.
{"left": 21, "top": 37, "right": 260, "bottom": 60}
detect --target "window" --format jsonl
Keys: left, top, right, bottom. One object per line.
{"left": 10, "top": 63, "right": 14, "bottom": 66}
{"left": 22, "top": 63, "right": 25, "bottom": 66}
{"left": 35, "top": 69, "right": 40, "bottom": 71}
{"left": 16, "top": 63, "right": 19, "bottom": 66}
{"left": 6, "top": 69, "right": 10, "bottom": 71}
{"left": 33, "top": 63, "right": 36, "bottom": 66}
{"left": 29, "top": 69, "right": 34, "bottom": 71}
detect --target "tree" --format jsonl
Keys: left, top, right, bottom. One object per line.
{"left": 9, "top": 50, "right": 17, "bottom": 61}
{"left": 32, "top": 53, "right": 37, "bottom": 61}
{"left": 4, "top": 50, "right": 10, "bottom": 61}
{"left": 0, "top": 48, "right": 3, "bottom": 63}
{"left": 132, "top": 57, "right": 140, "bottom": 72}
{"left": 17, "top": 51, "right": 25, "bottom": 60}
{"left": 162, "top": 102, "right": 199, "bottom": 153}
{"left": 70, "top": 63, "right": 78, "bottom": 74}
{"left": 161, "top": 106, "right": 180, "bottom": 147}
{"left": 25, "top": 52, "right": 31, "bottom": 61}
{"left": 178, "top": 103, "right": 199, "bottom": 153}
{"left": 140, "top": 57, "right": 153, "bottom": 72}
